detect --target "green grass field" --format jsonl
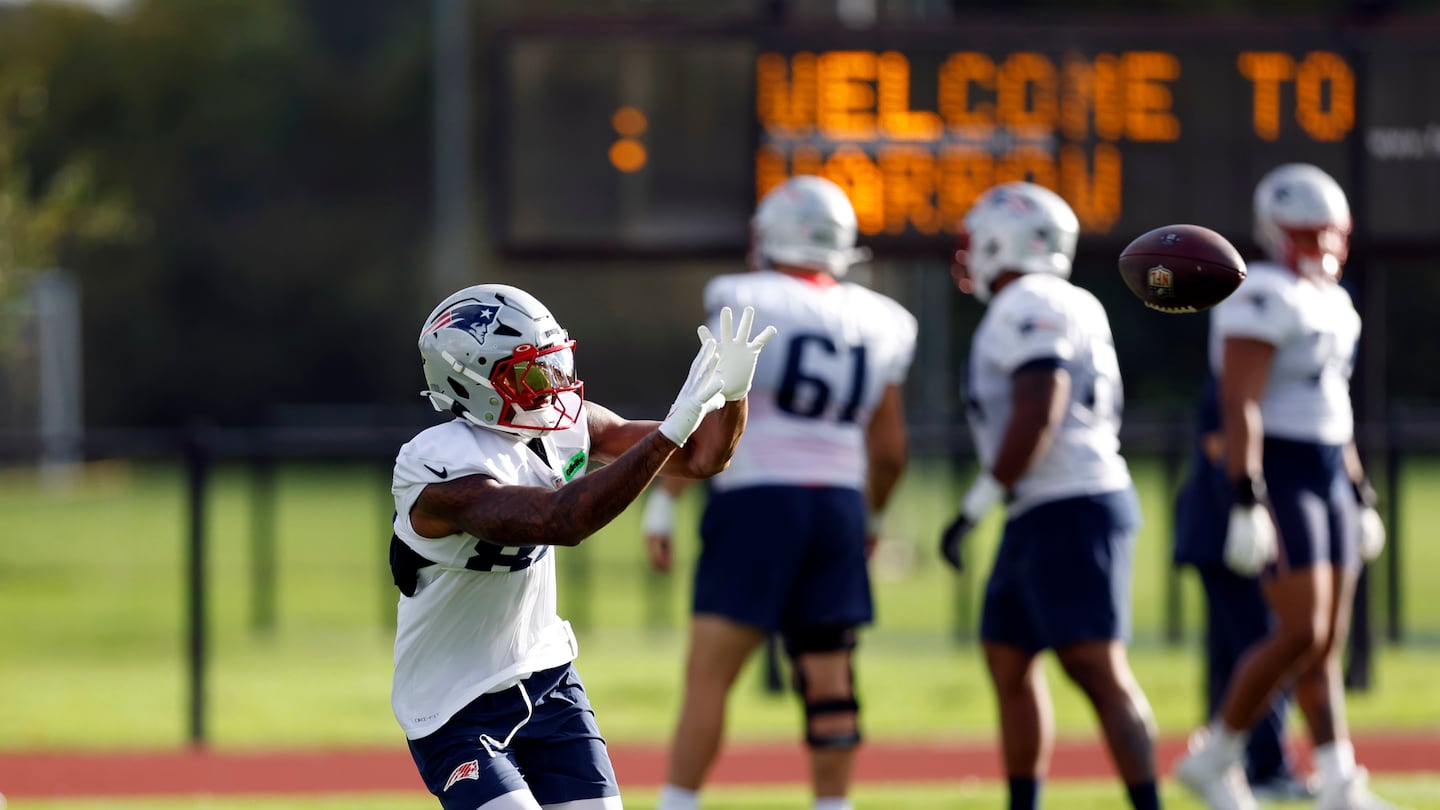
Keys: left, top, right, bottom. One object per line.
{"left": 2, "top": 455, "right": 1438, "bottom": 808}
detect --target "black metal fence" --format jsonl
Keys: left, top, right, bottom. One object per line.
{"left": 0, "top": 408, "right": 1426, "bottom": 746}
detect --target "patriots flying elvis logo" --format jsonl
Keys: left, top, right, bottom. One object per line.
{"left": 444, "top": 759, "right": 480, "bottom": 791}
{"left": 423, "top": 301, "right": 502, "bottom": 344}
{"left": 990, "top": 188, "right": 1036, "bottom": 214}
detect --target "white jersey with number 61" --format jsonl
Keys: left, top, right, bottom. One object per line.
{"left": 704, "top": 270, "right": 918, "bottom": 493}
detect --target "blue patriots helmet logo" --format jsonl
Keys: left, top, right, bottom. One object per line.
{"left": 1017, "top": 315, "right": 1058, "bottom": 335}
{"left": 990, "top": 187, "right": 1036, "bottom": 214}
{"left": 423, "top": 301, "right": 502, "bottom": 344}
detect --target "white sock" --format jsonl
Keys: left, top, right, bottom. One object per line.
{"left": 813, "top": 798, "right": 853, "bottom": 810}
{"left": 1209, "top": 720, "right": 1247, "bottom": 765}
{"left": 1314, "top": 739, "right": 1358, "bottom": 785}
{"left": 655, "top": 784, "right": 701, "bottom": 810}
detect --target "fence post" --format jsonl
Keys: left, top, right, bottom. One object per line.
{"left": 1345, "top": 567, "right": 1373, "bottom": 691}
{"left": 642, "top": 487, "right": 679, "bottom": 634}
{"left": 643, "top": 565, "right": 672, "bottom": 635}
{"left": 562, "top": 539, "right": 593, "bottom": 633}
{"left": 762, "top": 634, "right": 785, "bottom": 695}
{"left": 1384, "top": 441, "right": 1402, "bottom": 642}
{"left": 249, "top": 445, "right": 277, "bottom": 635}
{"left": 183, "top": 424, "right": 210, "bottom": 748}
{"left": 380, "top": 458, "right": 398, "bottom": 630}
{"left": 1162, "top": 426, "right": 1185, "bottom": 645}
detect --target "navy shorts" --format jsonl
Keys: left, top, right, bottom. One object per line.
{"left": 1264, "top": 437, "right": 1359, "bottom": 574}
{"left": 407, "top": 662, "right": 619, "bottom": 809}
{"left": 695, "top": 485, "right": 872, "bottom": 633}
{"left": 981, "top": 490, "right": 1142, "bottom": 655}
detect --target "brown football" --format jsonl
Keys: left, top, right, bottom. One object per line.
{"left": 1118, "top": 224, "right": 1247, "bottom": 314}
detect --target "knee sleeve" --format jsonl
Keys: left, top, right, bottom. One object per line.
{"left": 802, "top": 696, "right": 861, "bottom": 750}
{"left": 784, "top": 625, "right": 862, "bottom": 750}
{"left": 782, "top": 624, "right": 858, "bottom": 657}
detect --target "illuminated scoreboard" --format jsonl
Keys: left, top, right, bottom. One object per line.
{"left": 493, "top": 24, "right": 1440, "bottom": 256}
{"left": 754, "top": 35, "right": 1353, "bottom": 241}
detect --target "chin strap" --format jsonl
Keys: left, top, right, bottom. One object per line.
{"left": 422, "top": 389, "right": 560, "bottom": 440}
{"left": 421, "top": 389, "right": 464, "bottom": 416}
{"left": 421, "top": 390, "right": 486, "bottom": 428}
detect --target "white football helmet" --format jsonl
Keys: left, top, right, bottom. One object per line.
{"left": 956, "top": 182, "right": 1079, "bottom": 303}
{"left": 418, "top": 284, "right": 582, "bottom": 438}
{"left": 752, "top": 175, "right": 871, "bottom": 277}
{"left": 1253, "top": 163, "right": 1351, "bottom": 281}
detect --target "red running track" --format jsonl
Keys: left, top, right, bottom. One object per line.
{"left": 1, "top": 732, "right": 1437, "bottom": 799}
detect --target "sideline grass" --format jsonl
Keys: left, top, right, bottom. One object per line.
{"left": 2, "top": 623, "right": 1438, "bottom": 750}
{"left": 1, "top": 457, "right": 1438, "bottom": 752}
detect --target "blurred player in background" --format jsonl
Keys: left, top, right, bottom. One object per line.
{"left": 1172, "top": 376, "right": 1315, "bottom": 802}
{"left": 1174, "top": 165, "right": 1401, "bottom": 810}
{"left": 646, "top": 175, "right": 916, "bottom": 810}
{"left": 939, "top": 182, "right": 1160, "bottom": 810}
{"left": 389, "top": 282, "right": 773, "bottom": 810}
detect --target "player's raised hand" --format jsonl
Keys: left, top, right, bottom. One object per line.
{"left": 698, "top": 305, "right": 778, "bottom": 402}
{"left": 658, "top": 338, "right": 727, "bottom": 448}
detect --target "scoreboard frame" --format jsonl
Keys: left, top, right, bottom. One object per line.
{"left": 489, "top": 17, "right": 1440, "bottom": 260}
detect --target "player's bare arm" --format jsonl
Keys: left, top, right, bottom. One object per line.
{"left": 410, "top": 429, "right": 680, "bottom": 548}
{"left": 865, "top": 383, "right": 909, "bottom": 518}
{"left": 1342, "top": 441, "right": 1368, "bottom": 486}
{"left": 1219, "top": 336, "right": 1277, "bottom": 482}
{"left": 641, "top": 474, "right": 694, "bottom": 573}
{"left": 586, "top": 399, "right": 747, "bottom": 479}
{"left": 656, "top": 475, "right": 693, "bottom": 499}
{"left": 989, "top": 364, "right": 1071, "bottom": 489}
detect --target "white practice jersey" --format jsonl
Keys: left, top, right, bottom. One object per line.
{"left": 705, "top": 270, "right": 917, "bottom": 492}
{"left": 965, "top": 273, "right": 1132, "bottom": 515}
{"left": 389, "top": 414, "right": 590, "bottom": 739}
{"left": 1209, "top": 261, "right": 1360, "bottom": 445}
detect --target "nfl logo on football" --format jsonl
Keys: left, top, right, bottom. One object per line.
{"left": 1147, "top": 265, "right": 1174, "bottom": 298}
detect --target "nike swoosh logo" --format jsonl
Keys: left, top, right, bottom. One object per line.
{"left": 423, "top": 464, "right": 449, "bottom": 479}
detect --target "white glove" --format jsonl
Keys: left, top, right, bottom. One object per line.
{"left": 962, "top": 473, "right": 1005, "bottom": 524}
{"left": 658, "top": 338, "right": 726, "bottom": 447}
{"left": 1359, "top": 507, "right": 1385, "bottom": 562}
{"left": 1225, "top": 504, "right": 1277, "bottom": 576}
{"left": 697, "top": 305, "right": 778, "bottom": 402}
{"left": 1352, "top": 477, "right": 1386, "bottom": 562}
{"left": 939, "top": 474, "right": 1005, "bottom": 572}
{"left": 641, "top": 486, "right": 676, "bottom": 536}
